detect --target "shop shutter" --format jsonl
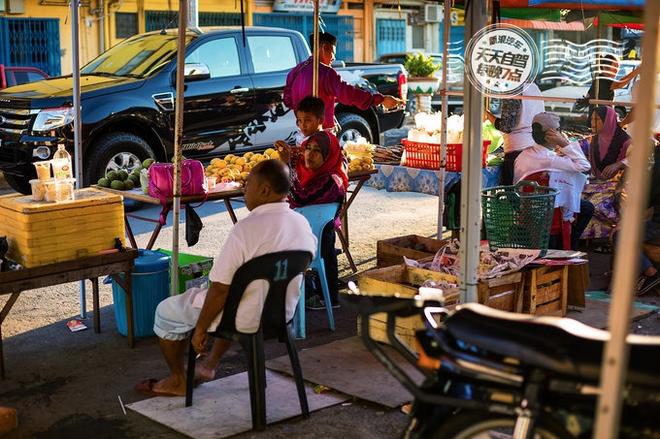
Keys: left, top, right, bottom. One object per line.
{"left": 145, "top": 11, "right": 242, "bottom": 32}
{"left": 0, "top": 17, "right": 61, "bottom": 77}
{"left": 375, "top": 19, "right": 405, "bottom": 59}
{"left": 253, "top": 13, "right": 354, "bottom": 62}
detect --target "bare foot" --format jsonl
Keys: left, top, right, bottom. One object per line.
{"left": 194, "top": 362, "right": 216, "bottom": 383}
{"left": 152, "top": 375, "right": 186, "bottom": 396}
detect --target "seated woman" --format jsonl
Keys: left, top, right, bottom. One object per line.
{"left": 281, "top": 130, "right": 348, "bottom": 309}
{"left": 514, "top": 112, "right": 593, "bottom": 250}
{"left": 580, "top": 106, "right": 632, "bottom": 242}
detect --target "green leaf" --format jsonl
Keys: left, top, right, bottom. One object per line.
{"left": 403, "top": 53, "right": 440, "bottom": 78}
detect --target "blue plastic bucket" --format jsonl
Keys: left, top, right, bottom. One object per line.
{"left": 112, "top": 249, "right": 170, "bottom": 337}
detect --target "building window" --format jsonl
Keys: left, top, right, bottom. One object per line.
{"left": 412, "top": 23, "right": 424, "bottom": 50}
{"left": 116, "top": 12, "right": 138, "bottom": 39}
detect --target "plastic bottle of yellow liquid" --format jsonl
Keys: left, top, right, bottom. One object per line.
{"left": 52, "top": 144, "right": 73, "bottom": 179}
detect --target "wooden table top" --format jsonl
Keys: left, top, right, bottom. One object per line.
{"left": 93, "top": 169, "right": 376, "bottom": 205}
{"left": 0, "top": 249, "right": 138, "bottom": 285}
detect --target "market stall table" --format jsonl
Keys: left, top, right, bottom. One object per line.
{"left": 93, "top": 187, "right": 244, "bottom": 250}
{"left": 96, "top": 170, "right": 376, "bottom": 272}
{"left": 0, "top": 249, "right": 137, "bottom": 378}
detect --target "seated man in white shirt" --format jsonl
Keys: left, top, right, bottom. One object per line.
{"left": 136, "top": 160, "right": 317, "bottom": 397}
{"left": 514, "top": 112, "right": 594, "bottom": 249}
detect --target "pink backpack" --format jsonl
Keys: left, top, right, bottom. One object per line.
{"left": 148, "top": 159, "right": 207, "bottom": 224}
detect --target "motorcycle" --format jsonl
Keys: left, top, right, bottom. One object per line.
{"left": 341, "top": 288, "right": 660, "bottom": 439}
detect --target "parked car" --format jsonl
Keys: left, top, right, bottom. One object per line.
{"left": 0, "top": 65, "right": 48, "bottom": 89}
{"left": 541, "top": 60, "right": 641, "bottom": 123}
{"left": 0, "top": 27, "right": 406, "bottom": 194}
{"left": 378, "top": 52, "right": 464, "bottom": 114}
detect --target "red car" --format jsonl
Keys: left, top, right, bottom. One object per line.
{"left": 0, "top": 65, "right": 49, "bottom": 89}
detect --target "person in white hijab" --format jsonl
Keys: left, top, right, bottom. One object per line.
{"left": 486, "top": 82, "right": 545, "bottom": 185}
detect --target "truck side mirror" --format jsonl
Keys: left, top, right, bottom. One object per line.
{"left": 183, "top": 63, "right": 211, "bottom": 82}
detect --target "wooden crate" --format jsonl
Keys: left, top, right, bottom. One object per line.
{"left": 477, "top": 272, "right": 524, "bottom": 313}
{"left": 357, "top": 264, "right": 460, "bottom": 351}
{"left": 522, "top": 265, "right": 568, "bottom": 316}
{"left": 376, "top": 235, "right": 448, "bottom": 268}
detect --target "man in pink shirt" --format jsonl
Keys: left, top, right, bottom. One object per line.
{"left": 284, "top": 32, "right": 403, "bottom": 132}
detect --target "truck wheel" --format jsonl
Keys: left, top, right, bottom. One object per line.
{"left": 85, "top": 132, "right": 155, "bottom": 185}
{"left": 3, "top": 173, "right": 31, "bottom": 195}
{"left": 337, "top": 113, "right": 373, "bottom": 146}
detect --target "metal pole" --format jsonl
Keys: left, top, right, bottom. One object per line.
{"left": 437, "top": 0, "right": 450, "bottom": 239}
{"left": 171, "top": 0, "right": 187, "bottom": 295}
{"left": 187, "top": 0, "right": 199, "bottom": 30}
{"left": 71, "top": 0, "right": 86, "bottom": 318}
{"left": 593, "top": 4, "right": 660, "bottom": 438}
{"left": 458, "top": 0, "right": 487, "bottom": 304}
{"left": 312, "top": 0, "right": 320, "bottom": 97}
{"left": 98, "top": 0, "right": 105, "bottom": 53}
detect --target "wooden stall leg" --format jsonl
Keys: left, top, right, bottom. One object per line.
{"left": 0, "top": 293, "right": 20, "bottom": 379}
{"left": 125, "top": 216, "right": 138, "bottom": 249}
{"left": 91, "top": 278, "right": 101, "bottom": 334}
{"left": 336, "top": 229, "right": 358, "bottom": 273}
{"left": 224, "top": 199, "right": 238, "bottom": 224}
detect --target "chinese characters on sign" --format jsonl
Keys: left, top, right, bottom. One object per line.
{"left": 465, "top": 24, "right": 538, "bottom": 97}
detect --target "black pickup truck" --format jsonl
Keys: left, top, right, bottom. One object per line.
{"left": 0, "top": 27, "right": 407, "bottom": 193}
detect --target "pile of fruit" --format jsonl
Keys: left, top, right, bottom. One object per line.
{"left": 347, "top": 156, "right": 375, "bottom": 172}
{"left": 205, "top": 148, "right": 280, "bottom": 186}
{"left": 97, "top": 158, "right": 155, "bottom": 191}
{"left": 344, "top": 138, "right": 376, "bottom": 173}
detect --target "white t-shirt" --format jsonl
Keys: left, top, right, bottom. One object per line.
{"left": 514, "top": 142, "right": 591, "bottom": 183}
{"left": 193, "top": 202, "right": 317, "bottom": 333}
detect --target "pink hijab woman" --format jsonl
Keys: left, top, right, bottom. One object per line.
{"left": 588, "top": 106, "right": 632, "bottom": 180}
{"left": 580, "top": 106, "right": 633, "bottom": 241}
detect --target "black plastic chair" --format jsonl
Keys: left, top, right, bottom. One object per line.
{"left": 184, "top": 250, "right": 313, "bottom": 431}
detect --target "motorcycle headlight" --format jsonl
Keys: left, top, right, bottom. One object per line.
{"left": 32, "top": 107, "right": 74, "bottom": 132}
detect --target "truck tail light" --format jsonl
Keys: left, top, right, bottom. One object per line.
{"left": 398, "top": 73, "right": 408, "bottom": 101}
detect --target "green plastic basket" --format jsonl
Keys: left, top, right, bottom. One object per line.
{"left": 481, "top": 181, "right": 557, "bottom": 252}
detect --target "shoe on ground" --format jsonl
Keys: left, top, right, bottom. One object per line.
{"left": 305, "top": 295, "right": 326, "bottom": 310}
{"left": 635, "top": 272, "right": 660, "bottom": 296}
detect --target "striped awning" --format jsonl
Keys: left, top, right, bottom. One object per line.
{"left": 501, "top": 18, "right": 586, "bottom": 31}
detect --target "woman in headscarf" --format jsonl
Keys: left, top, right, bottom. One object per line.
{"left": 288, "top": 130, "right": 348, "bottom": 208}
{"left": 283, "top": 130, "right": 348, "bottom": 309}
{"left": 580, "top": 106, "right": 632, "bottom": 241}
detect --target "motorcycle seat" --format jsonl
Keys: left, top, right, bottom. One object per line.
{"left": 444, "top": 303, "right": 660, "bottom": 387}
